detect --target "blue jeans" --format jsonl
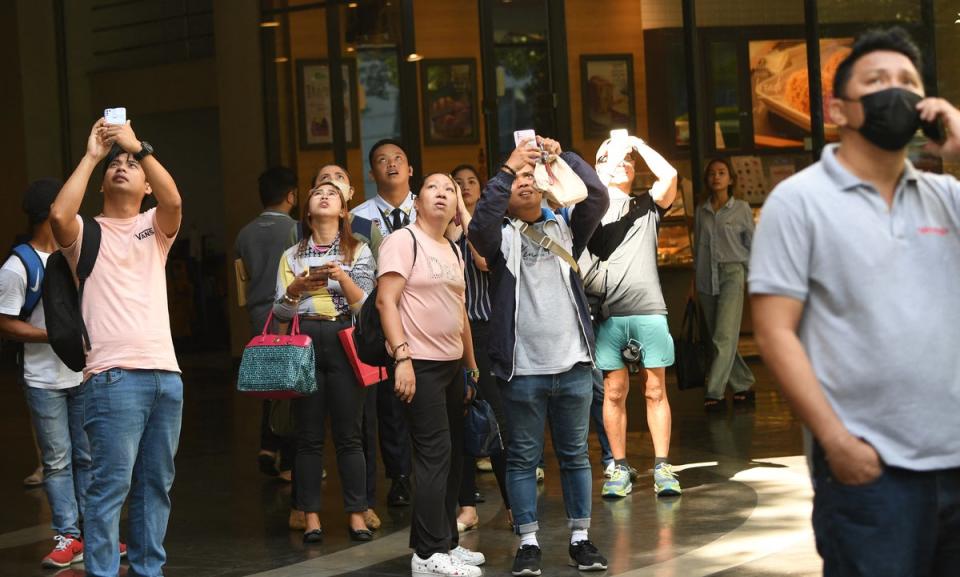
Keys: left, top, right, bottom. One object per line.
{"left": 812, "top": 443, "right": 960, "bottom": 576}
{"left": 500, "top": 364, "right": 593, "bottom": 535}
{"left": 589, "top": 369, "right": 613, "bottom": 466}
{"left": 82, "top": 369, "right": 183, "bottom": 577}
{"left": 24, "top": 384, "right": 91, "bottom": 537}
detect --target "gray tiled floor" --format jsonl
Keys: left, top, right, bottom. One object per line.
{"left": 0, "top": 355, "right": 820, "bottom": 576}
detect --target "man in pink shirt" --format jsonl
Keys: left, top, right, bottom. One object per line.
{"left": 50, "top": 117, "right": 183, "bottom": 577}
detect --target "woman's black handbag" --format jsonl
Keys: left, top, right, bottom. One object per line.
{"left": 676, "top": 297, "right": 711, "bottom": 390}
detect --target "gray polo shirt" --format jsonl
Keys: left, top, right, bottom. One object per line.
{"left": 234, "top": 211, "right": 297, "bottom": 332}
{"left": 749, "top": 143, "right": 960, "bottom": 471}
{"left": 694, "top": 196, "right": 754, "bottom": 295}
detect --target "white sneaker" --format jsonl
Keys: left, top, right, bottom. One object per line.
{"left": 603, "top": 461, "right": 615, "bottom": 479}
{"left": 450, "top": 545, "right": 486, "bottom": 566}
{"left": 411, "top": 553, "right": 481, "bottom": 577}
{"left": 536, "top": 467, "right": 545, "bottom": 483}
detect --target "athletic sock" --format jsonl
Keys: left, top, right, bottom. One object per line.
{"left": 654, "top": 456, "right": 669, "bottom": 467}
{"left": 570, "top": 529, "right": 589, "bottom": 545}
{"left": 520, "top": 532, "right": 539, "bottom": 548}
{"left": 614, "top": 458, "right": 630, "bottom": 469}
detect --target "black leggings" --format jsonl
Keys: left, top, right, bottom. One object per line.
{"left": 405, "top": 359, "right": 464, "bottom": 556}
{"left": 458, "top": 321, "right": 510, "bottom": 509}
{"left": 292, "top": 318, "right": 367, "bottom": 513}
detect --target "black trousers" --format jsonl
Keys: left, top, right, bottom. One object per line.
{"left": 362, "top": 387, "right": 378, "bottom": 508}
{"left": 459, "top": 320, "right": 510, "bottom": 509}
{"left": 378, "top": 370, "right": 413, "bottom": 480}
{"left": 292, "top": 318, "right": 368, "bottom": 513}
{"left": 405, "top": 359, "right": 464, "bottom": 556}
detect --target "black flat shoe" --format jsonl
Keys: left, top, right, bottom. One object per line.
{"left": 349, "top": 528, "right": 373, "bottom": 542}
{"left": 257, "top": 452, "right": 279, "bottom": 476}
{"left": 732, "top": 390, "right": 756, "bottom": 405}
{"left": 303, "top": 529, "right": 324, "bottom": 543}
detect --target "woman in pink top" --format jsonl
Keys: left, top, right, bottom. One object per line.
{"left": 377, "top": 174, "right": 484, "bottom": 576}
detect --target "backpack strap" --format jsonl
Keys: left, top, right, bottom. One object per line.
{"left": 11, "top": 244, "right": 44, "bottom": 319}
{"left": 406, "top": 228, "right": 418, "bottom": 269}
{"left": 76, "top": 217, "right": 102, "bottom": 352}
{"left": 511, "top": 220, "right": 580, "bottom": 274}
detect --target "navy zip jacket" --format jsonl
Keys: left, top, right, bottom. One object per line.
{"left": 467, "top": 152, "right": 609, "bottom": 381}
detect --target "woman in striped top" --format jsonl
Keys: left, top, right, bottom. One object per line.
{"left": 451, "top": 164, "right": 511, "bottom": 532}
{"left": 273, "top": 179, "right": 376, "bottom": 543}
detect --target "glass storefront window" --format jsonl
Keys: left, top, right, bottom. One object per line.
{"left": 708, "top": 40, "right": 741, "bottom": 150}
{"left": 490, "top": 0, "right": 554, "bottom": 161}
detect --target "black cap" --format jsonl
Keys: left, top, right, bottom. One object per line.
{"left": 22, "top": 178, "right": 63, "bottom": 226}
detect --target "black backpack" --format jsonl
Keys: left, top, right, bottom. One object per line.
{"left": 354, "top": 228, "right": 459, "bottom": 367}
{"left": 44, "top": 217, "right": 101, "bottom": 372}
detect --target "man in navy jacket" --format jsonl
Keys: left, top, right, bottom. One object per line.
{"left": 468, "top": 136, "right": 609, "bottom": 576}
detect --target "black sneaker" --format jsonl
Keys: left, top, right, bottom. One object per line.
{"left": 569, "top": 540, "right": 608, "bottom": 571}
{"left": 387, "top": 475, "right": 411, "bottom": 507}
{"left": 511, "top": 545, "right": 542, "bottom": 576}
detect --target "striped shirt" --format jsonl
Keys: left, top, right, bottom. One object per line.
{"left": 273, "top": 235, "right": 375, "bottom": 320}
{"left": 458, "top": 235, "right": 491, "bottom": 322}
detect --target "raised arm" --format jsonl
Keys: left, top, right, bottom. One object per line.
{"left": 102, "top": 121, "right": 182, "bottom": 237}
{"left": 468, "top": 143, "right": 539, "bottom": 259}
{"left": 631, "top": 137, "right": 678, "bottom": 209}
{"left": 556, "top": 149, "right": 610, "bottom": 258}
{"left": 50, "top": 119, "right": 112, "bottom": 248}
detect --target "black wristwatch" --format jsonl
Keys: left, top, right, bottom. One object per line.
{"left": 133, "top": 141, "right": 154, "bottom": 162}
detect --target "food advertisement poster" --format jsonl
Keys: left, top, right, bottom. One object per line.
{"left": 580, "top": 54, "right": 636, "bottom": 138}
{"left": 421, "top": 59, "right": 479, "bottom": 145}
{"left": 750, "top": 38, "right": 853, "bottom": 148}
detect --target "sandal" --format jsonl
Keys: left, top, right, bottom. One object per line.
{"left": 704, "top": 398, "right": 725, "bottom": 412}
{"left": 732, "top": 390, "right": 756, "bottom": 405}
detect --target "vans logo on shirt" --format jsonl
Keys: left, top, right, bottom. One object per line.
{"left": 917, "top": 226, "right": 949, "bottom": 236}
{"left": 135, "top": 227, "right": 155, "bottom": 241}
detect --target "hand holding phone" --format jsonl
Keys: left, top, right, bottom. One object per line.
{"left": 104, "top": 107, "right": 127, "bottom": 125}
{"left": 513, "top": 129, "right": 536, "bottom": 148}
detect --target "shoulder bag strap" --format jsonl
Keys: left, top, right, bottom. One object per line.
{"left": 512, "top": 221, "right": 579, "bottom": 274}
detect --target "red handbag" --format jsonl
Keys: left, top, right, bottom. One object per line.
{"left": 338, "top": 326, "right": 386, "bottom": 387}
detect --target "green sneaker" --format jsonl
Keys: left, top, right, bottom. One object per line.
{"left": 653, "top": 463, "right": 682, "bottom": 496}
{"left": 601, "top": 465, "right": 633, "bottom": 498}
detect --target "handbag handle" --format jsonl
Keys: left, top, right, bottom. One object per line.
{"left": 260, "top": 309, "right": 302, "bottom": 337}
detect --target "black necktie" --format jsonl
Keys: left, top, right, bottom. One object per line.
{"left": 391, "top": 208, "right": 403, "bottom": 232}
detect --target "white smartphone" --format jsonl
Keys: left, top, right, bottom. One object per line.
{"left": 513, "top": 129, "right": 536, "bottom": 148}
{"left": 104, "top": 107, "right": 127, "bottom": 125}
{"left": 610, "top": 128, "right": 629, "bottom": 143}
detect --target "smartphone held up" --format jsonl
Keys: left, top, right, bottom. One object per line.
{"left": 104, "top": 107, "right": 127, "bottom": 125}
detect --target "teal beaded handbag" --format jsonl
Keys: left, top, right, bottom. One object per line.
{"left": 237, "top": 311, "right": 317, "bottom": 398}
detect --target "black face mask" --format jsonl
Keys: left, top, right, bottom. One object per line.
{"left": 855, "top": 87, "right": 921, "bottom": 151}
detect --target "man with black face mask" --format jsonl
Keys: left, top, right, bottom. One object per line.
{"left": 748, "top": 27, "right": 960, "bottom": 576}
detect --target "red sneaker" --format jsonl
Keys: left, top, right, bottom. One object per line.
{"left": 41, "top": 535, "right": 83, "bottom": 568}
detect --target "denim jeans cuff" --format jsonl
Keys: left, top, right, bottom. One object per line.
{"left": 567, "top": 517, "right": 591, "bottom": 530}
{"left": 516, "top": 520, "right": 540, "bottom": 535}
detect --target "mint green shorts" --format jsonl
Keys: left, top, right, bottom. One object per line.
{"left": 595, "top": 314, "right": 675, "bottom": 370}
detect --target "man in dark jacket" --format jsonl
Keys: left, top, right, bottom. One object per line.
{"left": 468, "top": 136, "right": 609, "bottom": 576}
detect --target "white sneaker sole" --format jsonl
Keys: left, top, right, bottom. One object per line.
{"left": 569, "top": 559, "right": 609, "bottom": 571}
{"left": 512, "top": 569, "right": 542, "bottom": 576}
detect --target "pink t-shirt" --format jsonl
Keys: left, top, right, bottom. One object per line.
{"left": 61, "top": 209, "right": 180, "bottom": 379}
{"left": 377, "top": 226, "right": 465, "bottom": 361}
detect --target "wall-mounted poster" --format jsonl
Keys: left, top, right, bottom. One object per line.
{"left": 750, "top": 38, "right": 853, "bottom": 148}
{"left": 421, "top": 58, "right": 479, "bottom": 145}
{"left": 297, "top": 59, "right": 360, "bottom": 149}
{"left": 580, "top": 54, "right": 636, "bottom": 138}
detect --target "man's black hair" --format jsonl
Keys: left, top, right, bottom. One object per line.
{"left": 833, "top": 27, "right": 923, "bottom": 99}
{"left": 367, "top": 138, "right": 408, "bottom": 168}
{"left": 258, "top": 166, "right": 298, "bottom": 208}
